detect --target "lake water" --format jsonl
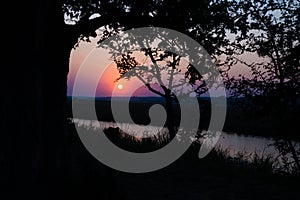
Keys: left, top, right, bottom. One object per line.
{"left": 72, "top": 118, "right": 277, "bottom": 154}
{"left": 71, "top": 118, "right": 298, "bottom": 171}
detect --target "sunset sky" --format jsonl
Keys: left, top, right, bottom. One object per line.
{"left": 68, "top": 36, "right": 157, "bottom": 97}
{"left": 67, "top": 31, "right": 258, "bottom": 98}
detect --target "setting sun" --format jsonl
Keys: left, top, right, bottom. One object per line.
{"left": 117, "top": 83, "right": 124, "bottom": 90}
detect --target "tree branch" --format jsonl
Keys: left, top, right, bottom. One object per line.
{"left": 133, "top": 71, "right": 166, "bottom": 97}
{"left": 145, "top": 84, "right": 166, "bottom": 97}
{"left": 144, "top": 45, "right": 165, "bottom": 88}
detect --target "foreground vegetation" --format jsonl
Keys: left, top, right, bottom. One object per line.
{"left": 60, "top": 122, "right": 300, "bottom": 199}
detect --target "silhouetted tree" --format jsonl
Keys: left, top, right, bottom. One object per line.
{"left": 223, "top": 0, "right": 300, "bottom": 171}
{"left": 1, "top": 0, "right": 237, "bottom": 196}
{"left": 67, "top": 0, "right": 236, "bottom": 138}
{"left": 1, "top": 0, "right": 77, "bottom": 196}
{"left": 114, "top": 49, "right": 208, "bottom": 138}
{"left": 225, "top": 0, "right": 299, "bottom": 104}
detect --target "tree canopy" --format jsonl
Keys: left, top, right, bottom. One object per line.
{"left": 224, "top": 0, "right": 300, "bottom": 102}
{"left": 63, "top": 0, "right": 236, "bottom": 55}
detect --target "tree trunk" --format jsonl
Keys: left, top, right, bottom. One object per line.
{"left": 1, "top": 0, "right": 77, "bottom": 195}
{"left": 1, "top": 1, "right": 119, "bottom": 198}
{"left": 165, "top": 95, "right": 176, "bottom": 140}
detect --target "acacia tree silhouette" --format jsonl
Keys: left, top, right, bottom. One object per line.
{"left": 224, "top": 0, "right": 299, "bottom": 102}
{"left": 64, "top": 0, "right": 235, "bottom": 175}
{"left": 1, "top": 0, "right": 236, "bottom": 197}
{"left": 114, "top": 48, "right": 208, "bottom": 139}
{"left": 223, "top": 0, "right": 300, "bottom": 172}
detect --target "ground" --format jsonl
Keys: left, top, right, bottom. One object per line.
{"left": 61, "top": 124, "right": 300, "bottom": 200}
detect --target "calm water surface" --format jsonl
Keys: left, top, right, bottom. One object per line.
{"left": 71, "top": 118, "right": 278, "bottom": 156}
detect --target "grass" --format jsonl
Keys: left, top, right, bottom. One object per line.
{"left": 70, "top": 118, "right": 298, "bottom": 175}
{"left": 103, "top": 127, "right": 170, "bottom": 153}
{"left": 196, "top": 145, "right": 278, "bottom": 175}
{"left": 64, "top": 121, "right": 300, "bottom": 200}
{"left": 101, "top": 125, "right": 285, "bottom": 175}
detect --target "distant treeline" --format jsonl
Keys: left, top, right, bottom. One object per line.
{"left": 67, "top": 96, "right": 300, "bottom": 140}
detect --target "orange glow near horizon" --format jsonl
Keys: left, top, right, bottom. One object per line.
{"left": 68, "top": 33, "right": 163, "bottom": 97}
{"left": 67, "top": 32, "right": 256, "bottom": 98}
{"left": 68, "top": 38, "right": 152, "bottom": 97}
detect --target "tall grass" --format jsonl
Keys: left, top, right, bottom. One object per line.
{"left": 103, "top": 127, "right": 170, "bottom": 153}
{"left": 71, "top": 120, "right": 297, "bottom": 175}
{"left": 201, "top": 144, "right": 279, "bottom": 174}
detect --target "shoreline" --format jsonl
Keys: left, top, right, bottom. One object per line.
{"left": 67, "top": 97, "right": 300, "bottom": 141}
